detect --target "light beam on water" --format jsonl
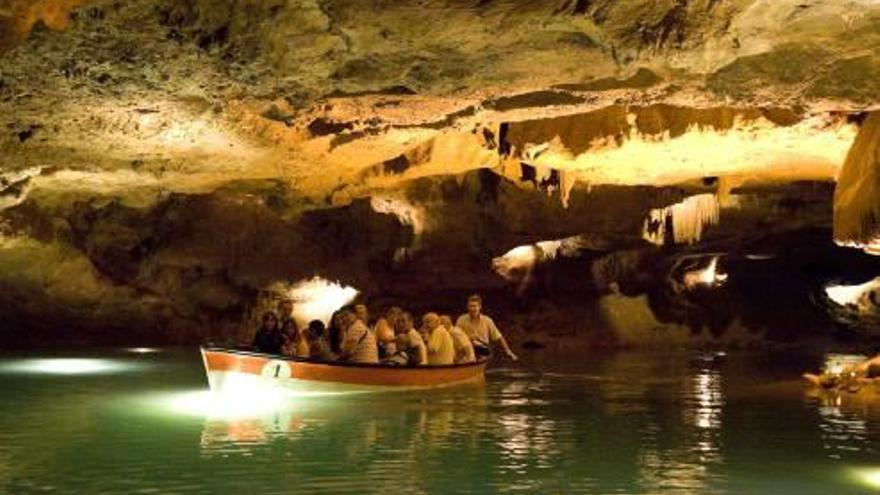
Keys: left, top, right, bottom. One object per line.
{"left": 849, "top": 467, "right": 880, "bottom": 490}
{"left": 0, "top": 358, "right": 138, "bottom": 375}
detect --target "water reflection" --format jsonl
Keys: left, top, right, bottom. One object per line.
{"left": 804, "top": 358, "right": 879, "bottom": 460}
{"left": 818, "top": 400, "right": 869, "bottom": 459}
{"left": 200, "top": 410, "right": 306, "bottom": 449}
{"left": 186, "top": 385, "right": 491, "bottom": 452}
{"left": 633, "top": 361, "right": 725, "bottom": 494}
{"left": 494, "top": 376, "right": 559, "bottom": 473}
{"left": 691, "top": 368, "right": 724, "bottom": 431}
{"left": 4, "top": 349, "right": 880, "bottom": 494}
{"left": 0, "top": 357, "right": 140, "bottom": 375}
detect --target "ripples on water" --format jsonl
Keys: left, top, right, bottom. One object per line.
{"left": 1, "top": 349, "right": 880, "bottom": 494}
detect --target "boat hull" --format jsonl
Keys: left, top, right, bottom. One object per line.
{"left": 201, "top": 347, "right": 487, "bottom": 394}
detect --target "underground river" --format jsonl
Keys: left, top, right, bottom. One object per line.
{"left": 1, "top": 348, "right": 879, "bottom": 494}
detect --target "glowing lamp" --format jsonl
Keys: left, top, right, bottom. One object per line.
{"left": 126, "top": 347, "right": 160, "bottom": 354}
{"left": 682, "top": 256, "right": 727, "bottom": 290}
{"left": 288, "top": 277, "right": 359, "bottom": 327}
{"left": 850, "top": 467, "right": 880, "bottom": 490}
{"left": 823, "top": 354, "right": 867, "bottom": 376}
{"left": 824, "top": 277, "right": 880, "bottom": 311}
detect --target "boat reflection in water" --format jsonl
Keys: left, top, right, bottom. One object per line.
{"left": 185, "top": 380, "right": 491, "bottom": 456}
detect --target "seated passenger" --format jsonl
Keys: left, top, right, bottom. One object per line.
{"left": 355, "top": 304, "right": 370, "bottom": 326}
{"left": 277, "top": 298, "right": 296, "bottom": 330}
{"left": 252, "top": 311, "right": 284, "bottom": 355}
{"left": 441, "top": 315, "right": 476, "bottom": 364}
{"left": 388, "top": 312, "right": 427, "bottom": 367}
{"left": 281, "top": 319, "right": 309, "bottom": 358}
{"left": 305, "top": 320, "right": 336, "bottom": 361}
{"left": 328, "top": 310, "right": 344, "bottom": 354}
{"left": 374, "top": 306, "right": 402, "bottom": 359}
{"left": 423, "top": 312, "right": 454, "bottom": 366}
{"left": 338, "top": 307, "right": 379, "bottom": 364}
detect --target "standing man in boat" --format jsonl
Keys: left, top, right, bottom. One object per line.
{"left": 456, "top": 294, "right": 518, "bottom": 361}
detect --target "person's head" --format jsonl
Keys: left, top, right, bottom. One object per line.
{"left": 338, "top": 306, "right": 357, "bottom": 330}
{"left": 355, "top": 304, "right": 369, "bottom": 323}
{"left": 277, "top": 299, "right": 294, "bottom": 319}
{"left": 440, "top": 315, "right": 453, "bottom": 330}
{"left": 395, "top": 312, "right": 413, "bottom": 334}
{"left": 423, "top": 312, "right": 441, "bottom": 331}
{"left": 385, "top": 306, "right": 403, "bottom": 324}
{"left": 261, "top": 311, "right": 279, "bottom": 330}
{"left": 282, "top": 319, "right": 297, "bottom": 336}
{"left": 467, "top": 294, "right": 483, "bottom": 317}
{"left": 307, "top": 320, "right": 325, "bottom": 340}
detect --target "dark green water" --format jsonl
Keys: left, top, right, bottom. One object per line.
{"left": 1, "top": 348, "right": 879, "bottom": 494}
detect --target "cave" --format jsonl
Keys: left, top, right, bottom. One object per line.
{"left": 3, "top": 1, "right": 880, "bottom": 494}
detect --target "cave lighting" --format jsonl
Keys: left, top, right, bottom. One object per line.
{"left": 131, "top": 105, "right": 243, "bottom": 153}
{"left": 745, "top": 254, "right": 775, "bottom": 260}
{"left": 0, "top": 358, "right": 134, "bottom": 375}
{"left": 835, "top": 238, "right": 880, "bottom": 256}
{"left": 158, "top": 390, "right": 286, "bottom": 420}
{"left": 156, "top": 374, "right": 352, "bottom": 420}
{"left": 824, "top": 277, "right": 880, "bottom": 311}
{"left": 161, "top": 375, "right": 286, "bottom": 420}
{"left": 126, "top": 347, "right": 160, "bottom": 354}
{"left": 849, "top": 467, "right": 880, "bottom": 490}
{"left": 682, "top": 256, "right": 728, "bottom": 289}
{"left": 493, "top": 244, "right": 544, "bottom": 280}
{"left": 288, "top": 276, "right": 359, "bottom": 326}
{"left": 823, "top": 354, "right": 868, "bottom": 376}
{"left": 492, "top": 236, "right": 584, "bottom": 281}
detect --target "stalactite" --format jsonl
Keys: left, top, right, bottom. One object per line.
{"left": 834, "top": 112, "right": 880, "bottom": 254}
{"left": 560, "top": 170, "right": 576, "bottom": 208}
{"left": 643, "top": 193, "right": 720, "bottom": 246}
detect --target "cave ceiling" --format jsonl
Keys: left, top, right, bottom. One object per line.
{"left": 1, "top": 0, "right": 879, "bottom": 210}
{"left": 5, "top": 1, "right": 880, "bottom": 344}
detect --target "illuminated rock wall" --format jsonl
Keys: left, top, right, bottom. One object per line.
{"left": 643, "top": 194, "right": 721, "bottom": 246}
{"left": 2, "top": 0, "right": 880, "bottom": 345}
{"left": 834, "top": 112, "right": 880, "bottom": 254}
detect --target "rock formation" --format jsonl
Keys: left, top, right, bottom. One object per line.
{"left": 3, "top": 0, "right": 880, "bottom": 346}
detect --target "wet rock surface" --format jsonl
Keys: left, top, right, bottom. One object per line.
{"left": 2, "top": 0, "right": 880, "bottom": 347}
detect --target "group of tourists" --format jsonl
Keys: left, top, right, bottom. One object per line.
{"left": 251, "top": 295, "right": 518, "bottom": 365}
